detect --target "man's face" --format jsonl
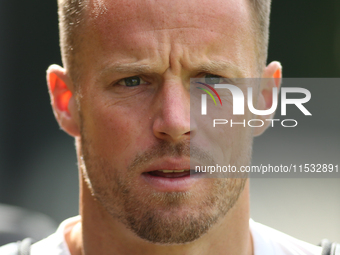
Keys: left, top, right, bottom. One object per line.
{"left": 76, "top": 0, "right": 257, "bottom": 244}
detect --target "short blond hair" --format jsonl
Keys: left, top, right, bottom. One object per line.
{"left": 57, "top": 0, "right": 271, "bottom": 79}
{"left": 57, "top": 0, "right": 87, "bottom": 81}
{"left": 250, "top": 0, "right": 272, "bottom": 73}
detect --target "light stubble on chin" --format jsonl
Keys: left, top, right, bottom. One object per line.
{"left": 80, "top": 130, "right": 248, "bottom": 244}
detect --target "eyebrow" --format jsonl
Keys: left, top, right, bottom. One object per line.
{"left": 195, "top": 60, "right": 247, "bottom": 78}
{"left": 100, "top": 62, "right": 153, "bottom": 77}
{"left": 99, "top": 59, "right": 246, "bottom": 79}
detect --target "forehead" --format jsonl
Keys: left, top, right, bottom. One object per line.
{"left": 88, "top": 0, "right": 251, "bottom": 28}
{"left": 79, "top": 0, "right": 255, "bottom": 77}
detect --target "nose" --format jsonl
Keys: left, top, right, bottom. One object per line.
{"left": 152, "top": 80, "right": 191, "bottom": 143}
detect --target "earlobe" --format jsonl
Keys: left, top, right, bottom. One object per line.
{"left": 252, "top": 61, "right": 282, "bottom": 137}
{"left": 47, "top": 64, "right": 80, "bottom": 137}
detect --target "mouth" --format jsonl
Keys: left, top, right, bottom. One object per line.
{"left": 139, "top": 158, "right": 204, "bottom": 192}
{"left": 141, "top": 168, "right": 202, "bottom": 192}
{"left": 146, "top": 169, "right": 191, "bottom": 178}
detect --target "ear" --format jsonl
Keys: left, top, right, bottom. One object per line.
{"left": 47, "top": 64, "right": 81, "bottom": 137}
{"left": 252, "top": 61, "right": 282, "bottom": 137}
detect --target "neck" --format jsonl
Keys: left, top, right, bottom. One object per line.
{"left": 67, "top": 177, "right": 252, "bottom": 255}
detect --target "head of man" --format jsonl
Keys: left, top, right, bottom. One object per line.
{"left": 47, "top": 0, "right": 281, "bottom": 248}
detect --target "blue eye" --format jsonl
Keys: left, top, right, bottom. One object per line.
{"left": 205, "top": 74, "right": 221, "bottom": 84}
{"left": 118, "top": 76, "right": 146, "bottom": 87}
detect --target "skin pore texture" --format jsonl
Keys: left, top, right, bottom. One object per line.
{"left": 48, "top": 0, "right": 282, "bottom": 254}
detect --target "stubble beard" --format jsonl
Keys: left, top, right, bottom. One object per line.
{"left": 80, "top": 134, "right": 249, "bottom": 244}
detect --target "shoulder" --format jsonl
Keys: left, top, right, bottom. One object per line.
{"left": 250, "top": 219, "right": 322, "bottom": 255}
{"left": 0, "top": 238, "right": 34, "bottom": 255}
{"left": 30, "top": 216, "right": 80, "bottom": 255}
{"left": 0, "top": 242, "right": 20, "bottom": 255}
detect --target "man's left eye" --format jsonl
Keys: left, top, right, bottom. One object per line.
{"left": 117, "top": 76, "right": 147, "bottom": 87}
{"left": 205, "top": 74, "right": 222, "bottom": 84}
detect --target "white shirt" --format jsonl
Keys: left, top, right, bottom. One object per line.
{"left": 250, "top": 219, "right": 322, "bottom": 255}
{"left": 30, "top": 216, "right": 77, "bottom": 255}
{"left": 29, "top": 216, "right": 322, "bottom": 255}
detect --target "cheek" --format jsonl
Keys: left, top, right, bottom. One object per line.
{"left": 80, "top": 95, "right": 153, "bottom": 169}
{"left": 194, "top": 94, "right": 254, "bottom": 166}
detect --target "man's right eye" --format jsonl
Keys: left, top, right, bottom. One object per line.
{"left": 117, "top": 76, "right": 147, "bottom": 87}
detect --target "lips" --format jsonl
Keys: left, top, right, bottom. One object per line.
{"left": 140, "top": 158, "right": 199, "bottom": 192}
{"left": 147, "top": 169, "right": 191, "bottom": 178}
{"left": 141, "top": 158, "right": 191, "bottom": 174}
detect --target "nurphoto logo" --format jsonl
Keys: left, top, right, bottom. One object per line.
{"left": 196, "top": 82, "right": 312, "bottom": 128}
